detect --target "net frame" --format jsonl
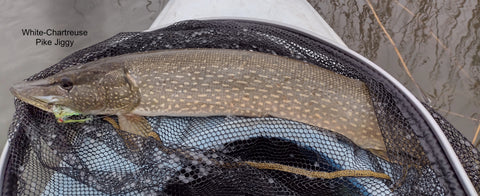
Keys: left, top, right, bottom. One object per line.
{"left": 1, "top": 19, "right": 477, "bottom": 195}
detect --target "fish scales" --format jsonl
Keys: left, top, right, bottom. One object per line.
{"left": 125, "top": 49, "right": 384, "bottom": 152}
{"left": 10, "top": 48, "right": 385, "bottom": 156}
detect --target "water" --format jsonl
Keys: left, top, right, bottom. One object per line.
{"left": 0, "top": 0, "right": 478, "bottom": 154}
{"left": 309, "top": 0, "right": 480, "bottom": 146}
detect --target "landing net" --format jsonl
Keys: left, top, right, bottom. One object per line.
{"left": 2, "top": 20, "right": 479, "bottom": 195}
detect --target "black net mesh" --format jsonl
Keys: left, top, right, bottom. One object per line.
{"left": 2, "top": 20, "right": 478, "bottom": 195}
{"left": 424, "top": 104, "right": 480, "bottom": 192}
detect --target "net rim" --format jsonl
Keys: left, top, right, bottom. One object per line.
{"left": 234, "top": 18, "right": 474, "bottom": 194}
{"left": 169, "top": 18, "right": 476, "bottom": 194}
{"left": 1, "top": 19, "right": 475, "bottom": 195}
{"left": 284, "top": 19, "right": 474, "bottom": 193}
{"left": 334, "top": 42, "right": 476, "bottom": 195}
{"left": 0, "top": 141, "right": 9, "bottom": 192}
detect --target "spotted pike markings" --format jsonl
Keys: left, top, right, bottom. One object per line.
{"left": 125, "top": 49, "right": 384, "bottom": 154}
{"left": 10, "top": 48, "right": 385, "bottom": 158}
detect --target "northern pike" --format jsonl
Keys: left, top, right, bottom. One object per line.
{"left": 10, "top": 49, "right": 386, "bottom": 158}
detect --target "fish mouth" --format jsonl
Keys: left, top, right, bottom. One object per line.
{"left": 10, "top": 79, "right": 62, "bottom": 113}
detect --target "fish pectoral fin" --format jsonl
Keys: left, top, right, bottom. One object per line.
{"left": 111, "top": 114, "right": 163, "bottom": 151}
{"left": 369, "top": 148, "right": 389, "bottom": 161}
{"left": 118, "top": 114, "right": 150, "bottom": 137}
{"left": 103, "top": 116, "right": 120, "bottom": 129}
{"left": 103, "top": 116, "right": 143, "bottom": 150}
{"left": 117, "top": 114, "right": 160, "bottom": 140}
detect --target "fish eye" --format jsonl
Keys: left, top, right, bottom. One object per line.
{"left": 59, "top": 77, "right": 73, "bottom": 91}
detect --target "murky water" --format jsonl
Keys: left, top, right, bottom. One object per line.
{"left": 0, "top": 0, "right": 478, "bottom": 154}
{"left": 309, "top": 0, "right": 480, "bottom": 147}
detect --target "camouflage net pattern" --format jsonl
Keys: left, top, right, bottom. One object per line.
{"left": 2, "top": 20, "right": 478, "bottom": 195}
